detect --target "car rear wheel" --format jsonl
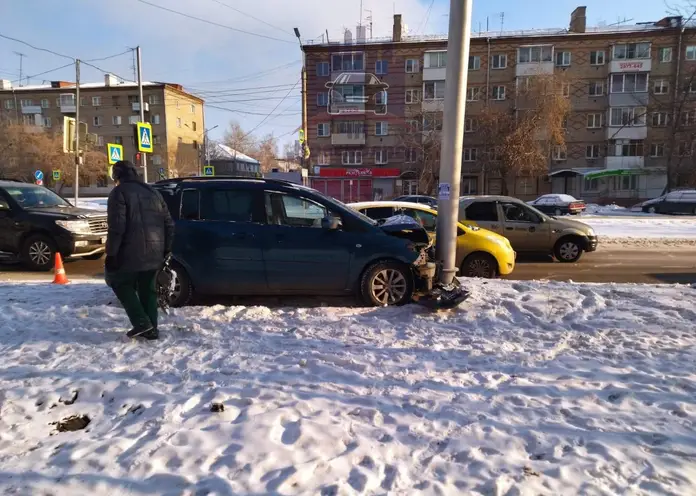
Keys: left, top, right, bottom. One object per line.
{"left": 160, "top": 262, "right": 193, "bottom": 307}
{"left": 554, "top": 208, "right": 563, "bottom": 216}
{"left": 554, "top": 237, "right": 583, "bottom": 263}
{"left": 461, "top": 253, "right": 498, "bottom": 279}
{"left": 361, "top": 260, "right": 414, "bottom": 307}
{"left": 22, "top": 234, "right": 56, "bottom": 271}
{"left": 647, "top": 206, "right": 657, "bottom": 214}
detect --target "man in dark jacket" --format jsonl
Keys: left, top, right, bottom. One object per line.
{"left": 105, "top": 160, "right": 175, "bottom": 340}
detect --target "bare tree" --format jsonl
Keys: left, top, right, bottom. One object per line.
{"left": 222, "top": 121, "right": 258, "bottom": 155}
{"left": 395, "top": 111, "right": 442, "bottom": 195}
{"left": 477, "top": 74, "right": 571, "bottom": 195}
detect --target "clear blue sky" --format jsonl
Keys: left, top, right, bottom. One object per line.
{"left": 0, "top": 0, "right": 676, "bottom": 148}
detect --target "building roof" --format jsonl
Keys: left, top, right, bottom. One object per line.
{"left": 213, "top": 143, "right": 261, "bottom": 165}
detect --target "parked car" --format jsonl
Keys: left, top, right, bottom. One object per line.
{"left": 0, "top": 180, "right": 107, "bottom": 270}
{"left": 392, "top": 195, "right": 438, "bottom": 209}
{"left": 459, "top": 196, "right": 598, "bottom": 263}
{"left": 640, "top": 190, "right": 696, "bottom": 214}
{"left": 349, "top": 201, "right": 515, "bottom": 279}
{"left": 527, "top": 194, "right": 586, "bottom": 216}
{"left": 152, "top": 177, "right": 457, "bottom": 307}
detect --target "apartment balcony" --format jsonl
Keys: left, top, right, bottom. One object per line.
{"left": 608, "top": 92, "right": 649, "bottom": 107}
{"left": 421, "top": 99, "right": 445, "bottom": 112}
{"left": 609, "top": 59, "right": 651, "bottom": 73}
{"left": 132, "top": 102, "right": 150, "bottom": 112}
{"left": 606, "top": 125, "right": 647, "bottom": 140}
{"left": 515, "top": 61, "right": 554, "bottom": 77}
{"left": 331, "top": 133, "right": 366, "bottom": 146}
{"left": 605, "top": 156, "right": 644, "bottom": 170}
{"left": 423, "top": 67, "right": 446, "bottom": 81}
{"left": 21, "top": 105, "right": 42, "bottom": 115}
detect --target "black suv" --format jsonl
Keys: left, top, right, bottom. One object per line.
{"left": 0, "top": 180, "right": 108, "bottom": 270}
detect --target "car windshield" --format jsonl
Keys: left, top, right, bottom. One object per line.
{"left": 303, "top": 188, "right": 378, "bottom": 226}
{"left": 4, "top": 185, "right": 71, "bottom": 208}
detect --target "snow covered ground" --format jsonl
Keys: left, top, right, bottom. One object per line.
{"left": 1, "top": 279, "right": 695, "bottom": 495}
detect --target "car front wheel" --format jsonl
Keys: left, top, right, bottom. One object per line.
{"left": 22, "top": 234, "right": 56, "bottom": 271}
{"left": 554, "top": 237, "right": 584, "bottom": 263}
{"left": 461, "top": 253, "right": 498, "bottom": 278}
{"left": 646, "top": 206, "right": 657, "bottom": 214}
{"left": 361, "top": 260, "right": 414, "bottom": 307}
{"left": 158, "top": 262, "right": 194, "bottom": 307}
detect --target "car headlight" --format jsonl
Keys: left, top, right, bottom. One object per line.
{"left": 55, "top": 219, "right": 91, "bottom": 234}
{"left": 587, "top": 228, "right": 595, "bottom": 237}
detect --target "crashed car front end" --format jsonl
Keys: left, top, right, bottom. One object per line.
{"left": 380, "top": 215, "right": 470, "bottom": 309}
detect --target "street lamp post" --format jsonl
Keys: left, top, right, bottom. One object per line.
{"left": 187, "top": 124, "right": 218, "bottom": 175}
{"left": 294, "top": 28, "right": 307, "bottom": 168}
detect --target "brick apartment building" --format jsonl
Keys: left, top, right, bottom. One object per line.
{"left": 303, "top": 7, "right": 696, "bottom": 203}
{"left": 0, "top": 74, "right": 204, "bottom": 185}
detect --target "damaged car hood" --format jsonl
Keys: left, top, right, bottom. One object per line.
{"left": 379, "top": 215, "right": 431, "bottom": 247}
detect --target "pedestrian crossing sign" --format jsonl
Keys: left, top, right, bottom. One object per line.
{"left": 136, "top": 122, "right": 153, "bottom": 153}
{"left": 203, "top": 165, "right": 215, "bottom": 176}
{"left": 52, "top": 170, "right": 61, "bottom": 181}
{"left": 107, "top": 143, "right": 124, "bottom": 165}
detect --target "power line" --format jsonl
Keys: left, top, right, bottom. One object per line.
{"left": 0, "top": 32, "right": 74, "bottom": 60}
{"left": 241, "top": 77, "right": 301, "bottom": 136}
{"left": 205, "top": 104, "right": 301, "bottom": 116}
{"left": 208, "top": 0, "right": 296, "bottom": 37}
{"left": 80, "top": 60, "right": 134, "bottom": 84}
{"left": 10, "top": 62, "right": 74, "bottom": 84}
{"left": 135, "top": 0, "right": 297, "bottom": 44}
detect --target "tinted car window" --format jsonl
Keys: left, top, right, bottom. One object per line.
{"left": 502, "top": 202, "right": 539, "bottom": 223}
{"left": 281, "top": 195, "right": 326, "bottom": 228}
{"left": 362, "top": 206, "right": 394, "bottom": 220}
{"left": 180, "top": 189, "right": 200, "bottom": 220}
{"left": 201, "top": 189, "right": 255, "bottom": 222}
{"left": 464, "top": 202, "right": 498, "bottom": 222}
{"left": 403, "top": 208, "right": 437, "bottom": 231}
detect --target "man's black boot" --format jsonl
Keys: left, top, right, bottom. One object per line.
{"left": 127, "top": 324, "right": 155, "bottom": 338}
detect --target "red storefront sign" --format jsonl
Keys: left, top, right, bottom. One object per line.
{"left": 316, "top": 167, "right": 401, "bottom": 178}
{"left": 311, "top": 168, "right": 401, "bottom": 202}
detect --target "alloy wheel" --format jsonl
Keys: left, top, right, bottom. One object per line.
{"left": 467, "top": 258, "right": 492, "bottom": 278}
{"left": 559, "top": 242, "right": 580, "bottom": 261}
{"left": 371, "top": 269, "right": 408, "bottom": 305}
{"left": 29, "top": 241, "right": 52, "bottom": 266}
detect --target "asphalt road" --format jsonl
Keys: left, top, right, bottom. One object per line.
{"left": 2, "top": 246, "right": 696, "bottom": 285}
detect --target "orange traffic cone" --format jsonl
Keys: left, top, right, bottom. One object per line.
{"left": 52, "top": 253, "right": 69, "bottom": 285}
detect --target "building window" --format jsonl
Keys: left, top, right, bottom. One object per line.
{"left": 20, "top": 99, "right": 32, "bottom": 107}
{"left": 152, "top": 155, "right": 162, "bottom": 166}
{"left": 652, "top": 112, "right": 668, "bottom": 127}
{"left": 317, "top": 123, "right": 330, "bottom": 137}
{"left": 317, "top": 92, "right": 328, "bottom": 106}
{"left": 40, "top": 98, "right": 49, "bottom": 109}
{"left": 80, "top": 97, "right": 87, "bottom": 107}
{"left": 465, "top": 118, "right": 476, "bottom": 133}
{"left": 461, "top": 148, "right": 476, "bottom": 162}
{"left": 318, "top": 150, "right": 331, "bottom": 165}
{"left": 650, "top": 143, "right": 665, "bottom": 157}
{"left": 586, "top": 144, "right": 600, "bottom": 159}
{"left": 148, "top": 94, "right": 162, "bottom": 105}
{"left": 331, "top": 52, "right": 364, "bottom": 71}
{"left": 92, "top": 96, "right": 102, "bottom": 107}
{"left": 461, "top": 177, "right": 478, "bottom": 195}
{"left": 93, "top": 116, "right": 103, "bottom": 127}
{"left": 491, "top": 54, "right": 507, "bottom": 69}
{"left": 589, "top": 81, "right": 604, "bottom": 96}
{"left": 654, "top": 79, "right": 669, "bottom": 94}
{"left": 405, "top": 59, "right": 419, "bottom": 73}
{"left": 375, "top": 122, "right": 388, "bottom": 136}
{"left": 375, "top": 149, "right": 388, "bottom": 164}
{"left": 610, "top": 107, "right": 647, "bottom": 127}
{"left": 686, "top": 46, "right": 696, "bottom": 60}
{"left": 151, "top": 114, "right": 160, "bottom": 125}
{"left": 681, "top": 111, "right": 695, "bottom": 126}
{"left": 492, "top": 85, "right": 506, "bottom": 100}
{"left": 424, "top": 81, "right": 445, "bottom": 100}
{"left": 405, "top": 148, "right": 417, "bottom": 163}
{"left": 342, "top": 150, "right": 362, "bottom": 165}
{"left": 555, "top": 51, "right": 571, "bottom": 66}
{"left": 191, "top": 121, "right": 197, "bottom": 131}
{"left": 375, "top": 90, "right": 387, "bottom": 105}
{"left": 405, "top": 89, "right": 420, "bottom": 103}
{"left": 21, "top": 115, "right": 33, "bottom": 126}
{"left": 590, "top": 50, "right": 605, "bottom": 65}
{"left": 403, "top": 180, "right": 418, "bottom": 195}
{"left": 659, "top": 47, "right": 673, "bottom": 63}
{"left": 42, "top": 117, "right": 52, "bottom": 128}
{"left": 335, "top": 121, "right": 363, "bottom": 134}
{"left": 552, "top": 146, "right": 567, "bottom": 160}
{"left": 190, "top": 104, "right": 195, "bottom": 114}
{"left": 112, "top": 115, "right": 122, "bottom": 125}
{"left": 517, "top": 45, "right": 553, "bottom": 63}
{"left": 587, "top": 113, "right": 602, "bottom": 128}
{"left": 128, "top": 95, "right": 140, "bottom": 104}
{"left": 679, "top": 141, "right": 692, "bottom": 156}
{"left": 176, "top": 117, "right": 182, "bottom": 128}
{"left": 613, "top": 42, "right": 651, "bottom": 60}
{"left": 610, "top": 73, "right": 649, "bottom": 93}
{"left": 316, "top": 62, "right": 330, "bottom": 76}
{"left": 129, "top": 115, "right": 139, "bottom": 125}
{"left": 466, "top": 87, "right": 480, "bottom": 101}
{"left": 426, "top": 51, "right": 447, "bottom": 68}
{"left": 114, "top": 136, "right": 123, "bottom": 145}
{"left": 423, "top": 115, "right": 443, "bottom": 131}
{"left": 405, "top": 119, "right": 420, "bottom": 133}
{"left": 97, "top": 136, "right": 104, "bottom": 146}
{"left": 153, "top": 135, "right": 161, "bottom": 145}
{"left": 612, "top": 174, "right": 638, "bottom": 191}
{"left": 112, "top": 95, "right": 120, "bottom": 107}
{"left": 4, "top": 100, "right": 14, "bottom": 110}
{"left": 611, "top": 139, "right": 644, "bottom": 156}
{"left": 374, "top": 60, "right": 388, "bottom": 75}
{"left": 468, "top": 55, "right": 480, "bottom": 70}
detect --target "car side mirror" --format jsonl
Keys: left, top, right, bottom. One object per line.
{"left": 321, "top": 215, "right": 341, "bottom": 230}
{"left": 0, "top": 201, "right": 10, "bottom": 212}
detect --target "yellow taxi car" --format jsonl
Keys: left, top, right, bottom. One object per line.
{"left": 349, "top": 201, "right": 515, "bottom": 278}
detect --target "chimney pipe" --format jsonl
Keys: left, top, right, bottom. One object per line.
{"left": 569, "top": 6, "right": 587, "bottom": 33}
{"left": 393, "top": 14, "right": 402, "bottom": 42}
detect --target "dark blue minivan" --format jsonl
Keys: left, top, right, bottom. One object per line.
{"left": 153, "top": 177, "right": 442, "bottom": 307}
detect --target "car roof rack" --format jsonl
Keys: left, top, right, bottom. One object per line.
{"left": 154, "top": 176, "right": 298, "bottom": 187}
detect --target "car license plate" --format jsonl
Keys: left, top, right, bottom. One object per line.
{"left": 101, "top": 236, "right": 107, "bottom": 244}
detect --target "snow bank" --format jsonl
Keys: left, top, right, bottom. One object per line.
{"left": 1, "top": 280, "right": 695, "bottom": 494}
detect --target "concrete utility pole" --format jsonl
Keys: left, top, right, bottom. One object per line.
{"left": 136, "top": 46, "right": 148, "bottom": 182}
{"left": 435, "top": 0, "right": 474, "bottom": 285}
{"left": 294, "top": 28, "right": 308, "bottom": 169}
{"left": 74, "top": 59, "right": 81, "bottom": 206}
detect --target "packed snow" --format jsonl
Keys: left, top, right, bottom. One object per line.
{"left": 1, "top": 279, "right": 695, "bottom": 495}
